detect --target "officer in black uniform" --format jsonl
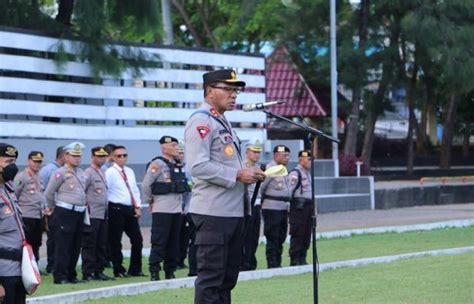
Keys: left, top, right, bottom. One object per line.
{"left": 288, "top": 150, "right": 313, "bottom": 266}
{"left": 0, "top": 143, "right": 26, "bottom": 304}
{"left": 142, "top": 136, "right": 189, "bottom": 281}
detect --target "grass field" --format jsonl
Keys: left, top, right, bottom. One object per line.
{"left": 31, "top": 227, "right": 474, "bottom": 298}
{"left": 85, "top": 253, "right": 474, "bottom": 304}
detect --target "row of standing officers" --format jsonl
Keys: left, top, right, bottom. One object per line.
{"left": 0, "top": 69, "right": 316, "bottom": 304}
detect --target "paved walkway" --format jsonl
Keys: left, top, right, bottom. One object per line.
{"left": 39, "top": 203, "right": 473, "bottom": 257}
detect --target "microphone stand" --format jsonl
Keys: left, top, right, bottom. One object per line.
{"left": 264, "top": 110, "right": 339, "bottom": 304}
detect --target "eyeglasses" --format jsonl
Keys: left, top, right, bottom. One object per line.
{"left": 210, "top": 86, "right": 242, "bottom": 95}
{"left": 115, "top": 154, "right": 128, "bottom": 158}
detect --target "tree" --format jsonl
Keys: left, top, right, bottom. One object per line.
{"left": 403, "top": 0, "right": 474, "bottom": 168}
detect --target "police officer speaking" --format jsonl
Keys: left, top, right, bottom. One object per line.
{"left": 44, "top": 142, "right": 87, "bottom": 284}
{"left": 288, "top": 150, "right": 313, "bottom": 266}
{"left": 0, "top": 143, "right": 27, "bottom": 304}
{"left": 184, "top": 69, "right": 266, "bottom": 304}
{"left": 142, "top": 135, "right": 188, "bottom": 281}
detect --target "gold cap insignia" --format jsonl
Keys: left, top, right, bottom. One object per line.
{"left": 6, "top": 147, "right": 17, "bottom": 156}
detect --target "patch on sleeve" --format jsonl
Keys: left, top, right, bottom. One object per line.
{"left": 55, "top": 172, "right": 62, "bottom": 180}
{"left": 196, "top": 126, "right": 210, "bottom": 139}
{"left": 16, "top": 180, "right": 22, "bottom": 187}
{"left": 150, "top": 164, "right": 159, "bottom": 174}
{"left": 290, "top": 174, "right": 299, "bottom": 185}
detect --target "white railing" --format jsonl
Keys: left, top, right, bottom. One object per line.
{"left": 0, "top": 28, "right": 267, "bottom": 142}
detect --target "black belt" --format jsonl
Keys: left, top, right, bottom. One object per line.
{"left": 0, "top": 248, "right": 22, "bottom": 261}
{"left": 291, "top": 198, "right": 312, "bottom": 204}
{"left": 109, "top": 202, "right": 133, "bottom": 209}
{"left": 262, "top": 195, "right": 290, "bottom": 202}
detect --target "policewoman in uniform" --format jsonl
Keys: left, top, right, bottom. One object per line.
{"left": 288, "top": 150, "right": 313, "bottom": 266}
{"left": 44, "top": 142, "right": 87, "bottom": 284}
{"left": 260, "top": 145, "right": 291, "bottom": 268}
{"left": 184, "top": 69, "right": 265, "bottom": 304}
{"left": 81, "top": 147, "right": 113, "bottom": 281}
{"left": 0, "top": 143, "right": 26, "bottom": 304}
{"left": 14, "top": 151, "right": 46, "bottom": 263}
{"left": 142, "top": 136, "right": 187, "bottom": 281}
{"left": 241, "top": 140, "right": 263, "bottom": 271}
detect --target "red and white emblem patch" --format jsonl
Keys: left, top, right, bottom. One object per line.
{"left": 197, "top": 126, "right": 210, "bottom": 139}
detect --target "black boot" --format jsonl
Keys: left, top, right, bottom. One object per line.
{"left": 165, "top": 271, "right": 175, "bottom": 279}
{"left": 150, "top": 272, "right": 160, "bottom": 281}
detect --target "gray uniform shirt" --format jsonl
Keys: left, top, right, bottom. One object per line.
{"left": 184, "top": 102, "right": 247, "bottom": 217}
{"left": 14, "top": 169, "right": 46, "bottom": 218}
{"left": 289, "top": 165, "right": 312, "bottom": 199}
{"left": 0, "top": 186, "right": 23, "bottom": 276}
{"left": 260, "top": 161, "right": 291, "bottom": 211}
{"left": 44, "top": 165, "right": 87, "bottom": 208}
{"left": 245, "top": 160, "right": 261, "bottom": 206}
{"left": 84, "top": 166, "right": 108, "bottom": 219}
{"left": 141, "top": 158, "right": 183, "bottom": 214}
{"left": 38, "top": 161, "right": 61, "bottom": 188}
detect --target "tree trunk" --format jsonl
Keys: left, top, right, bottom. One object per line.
{"left": 440, "top": 94, "right": 460, "bottom": 169}
{"left": 197, "top": 3, "right": 219, "bottom": 50}
{"left": 406, "top": 62, "right": 419, "bottom": 175}
{"left": 361, "top": 109, "right": 377, "bottom": 166}
{"left": 56, "top": 0, "right": 75, "bottom": 25}
{"left": 462, "top": 123, "right": 471, "bottom": 157}
{"left": 171, "top": 0, "right": 205, "bottom": 47}
{"left": 342, "top": 0, "right": 370, "bottom": 157}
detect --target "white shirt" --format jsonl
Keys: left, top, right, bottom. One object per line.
{"left": 106, "top": 163, "right": 142, "bottom": 207}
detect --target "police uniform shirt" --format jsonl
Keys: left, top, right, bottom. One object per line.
{"left": 289, "top": 164, "right": 312, "bottom": 199}
{"left": 260, "top": 161, "right": 291, "bottom": 210}
{"left": 105, "top": 163, "right": 142, "bottom": 207}
{"left": 244, "top": 159, "right": 261, "bottom": 206}
{"left": 84, "top": 166, "right": 108, "bottom": 219}
{"left": 14, "top": 169, "right": 46, "bottom": 218}
{"left": 141, "top": 158, "right": 182, "bottom": 213}
{"left": 44, "top": 165, "right": 87, "bottom": 209}
{"left": 184, "top": 102, "right": 247, "bottom": 217}
{"left": 0, "top": 187, "right": 23, "bottom": 276}
{"left": 38, "top": 161, "right": 61, "bottom": 189}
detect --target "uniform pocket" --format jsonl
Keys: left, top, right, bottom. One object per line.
{"left": 195, "top": 232, "right": 224, "bottom": 270}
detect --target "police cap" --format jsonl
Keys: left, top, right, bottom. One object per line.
{"left": 203, "top": 69, "right": 246, "bottom": 87}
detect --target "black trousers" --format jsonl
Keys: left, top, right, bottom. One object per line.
{"left": 108, "top": 202, "right": 143, "bottom": 274}
{"left": 0, "top": 276, "right": 25, "bottom": 304}
{"left": 82, "top": 218, "right": 108, "bottom": 276}
{"left": 241, "top": 205, "right": 261, "bottom": 271}
{"left": 262, "top": 209, "right": 288, "bottom": 268}
{"left": 184, "top": 214, "right": 198, "bottom": 276}
{"left": 289, "top": 201, "right": 313, "bottom": 265}
{"left": 46, "top": 213, "right": 56, "bottom": 273}
{"left": 53, "top": 206, "right": 84, "bottom": 282}
{"left": 22, "top": 217, "right": 42, "bottom": 262}
{"left": 192, "top": 214, "right": 245, "bottom": 304}
{"left": 178, "top": 214, "right": 191, "bottom": 266}
{"left": 149, "top": 212, "right": 182, "bottom": 273}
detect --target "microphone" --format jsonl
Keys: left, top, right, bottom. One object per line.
{"left": 242, "top": 100, "right": 286, "bottom": 112}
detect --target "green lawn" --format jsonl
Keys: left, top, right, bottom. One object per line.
{"left": 86, "top": 253, "right": 474, "bottom": 304}
{"left": 31, "top": 227, "right": 474, "bottom": 297}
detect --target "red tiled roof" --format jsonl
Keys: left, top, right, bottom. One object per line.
{"left": 266, "top": 47, "right": 327, "bottom": 118}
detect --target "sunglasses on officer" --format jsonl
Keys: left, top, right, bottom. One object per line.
{"left": 115, "top": 153, "right": 128, "bottom": 158}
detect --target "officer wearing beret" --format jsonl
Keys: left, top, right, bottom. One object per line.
{"left": 260, "top": 145, "right": 291, "bottom": 268}
{"left": 184, "top": 69, "right": 266, "bottom": 303}
{"left": 0, "top": 143, "right": 26, "bottom": 304}
{"left": 81, "top": 147, "right": 113, "bottom": 281}
{"left": 289, "top": 150, "right": 314, "bottom": 266}
{"left": 241, "top": 140, "right": 263, "bottom": 271}
{"left": 14, "top": 151, "right": 46, "bottom": 263}
{"left": 141, "top": 136, "right": 186, "bottom": 281}
{"left": 44, "top": 142, "right": 87, "bottom": 284}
